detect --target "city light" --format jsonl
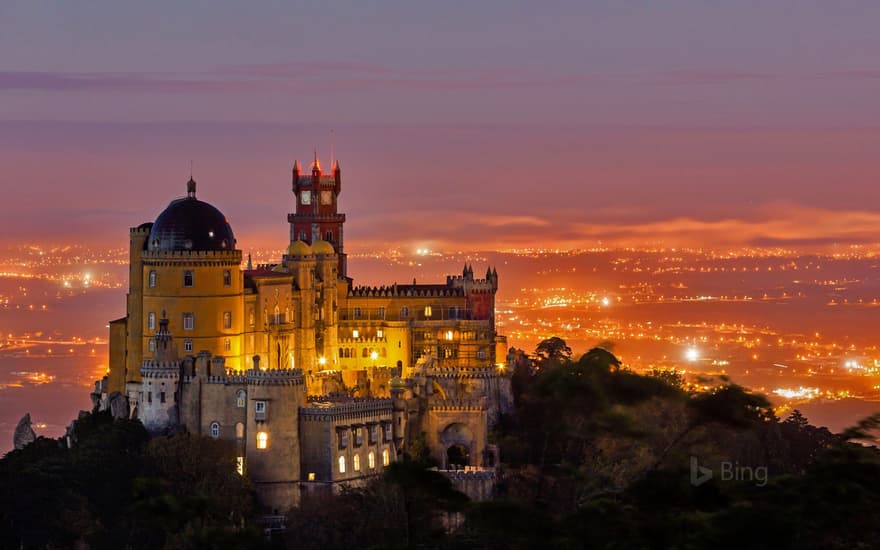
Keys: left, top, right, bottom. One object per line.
{"left": 685, "top": 347, "right": 700, "bottom": 362}
{"left": 318, "top": 356, "right": 326, "bottom": 366}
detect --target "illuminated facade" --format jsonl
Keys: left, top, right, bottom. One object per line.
{"left": 95, "top": 155, "right": 511, "bottom": 511}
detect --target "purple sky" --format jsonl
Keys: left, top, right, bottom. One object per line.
{"left": 2, "top": 2, "right": 880, "bottom": 251}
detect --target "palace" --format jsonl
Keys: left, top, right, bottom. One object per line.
{"left": 93, "top": 155, "right": 512, "bottom": 512}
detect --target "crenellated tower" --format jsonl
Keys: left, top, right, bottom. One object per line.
{"left": 289, "top": 152, "right": 347, "bottom": 279}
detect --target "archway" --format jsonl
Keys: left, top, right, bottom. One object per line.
{"left": 447, "top": 444, "right": 469, "bottom": 468}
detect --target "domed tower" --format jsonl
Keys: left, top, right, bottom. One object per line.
{"left": 139, "top": 178, "right": 244, "bottom": 372}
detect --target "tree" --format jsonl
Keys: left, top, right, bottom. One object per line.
{"left": 533, "top": 337, "right": 572, "bottom": 368}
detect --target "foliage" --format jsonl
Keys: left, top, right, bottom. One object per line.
{"left": 0, "top": 412, "right": 261, "bottom": 549}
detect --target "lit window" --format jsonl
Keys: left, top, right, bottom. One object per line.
{"left": 236, "top": 457, "right": 244, "bottom": 475}
{"left": 400, "top": 306, "right": 409, "bottom": 318}
{"left": 210, "top": 422, "right": 220, "bottom": 439}
{"left": 255, "top": 400, "right": 266, "bottom": 421}
{"left": 236, "top": 390, "right": 246, "bottom": 408}
{"left": 224, "top": 338, "right": 231, "bottom": 352}
{"left": 223, "top": 311, "right": 232, "bottom": 329}
{"left": 148, "top": 270, "right": 157, "bottom": 288}
{"left": 308, "top": 472, "right": 316, "bottom": 481}
{"left": 352, "top": 329, "right": 359, "bottom": 338}
{"left": 223, "top": 270, "right": 232, "bottom": 287}
{"left": 183, "top": 312, "right": 194, "bottom": 330}
{"left": 377, "top": 329, "right": 384, "bottom": 338}
{"left": 256, "top": 431, "right": 268, "bottom": 449}
{"left": 368, "top": 452, "right": 376, "bottom": 469}
{"left": 382, "top": 449, "right": 390, "bottom": 466}
{"left": 184, "top": 340, "right": 193, "bottom": 352}
{"left": 235, "top": 422, "right": 244, "bottom": 440}
{"left": 148, "top": 338, "right": 155, "bottom": 352}
{"left": 424, "top": 306, "right": 432, "bottom": 318}
{"left": 338, "top": 455, "right": 346, "bottom": 474}
{"left": 445, "top": 330, "right": 454, "bottom": 341}
{"left": 183, "top": 270, "right": 194, "bottom": 287}
{"left": 148, "top": 312, "right": 156, "bottom": 330}
{"left": 353, "top": 454, "right": 361, "bottom": 471}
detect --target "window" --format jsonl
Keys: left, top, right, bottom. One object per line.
{"left": 338, "top": 456, "right": 346, "bottom": 474}
{"left": 377, "top": 329, "right": 384, "bottom": 338}
{"left": 445, "top": 330, "right": 454, "bottom": 341}
{"left": 223, "top": 338, "right": 231, "bottom": 352}
{"left": 148, "top": 312, "right": 156, "bottom": 331}
{"left": 308, "top": 472, "right": 316, "bottom": 481}
{"left": 354, "top": 427, "right": 363, "bottom": 447}
{"left": 338, "top": 430, "right": 349, "bottom": 449}
{"left": 449, "top": 306, "right": 459, "bottom": 319}
{"left": 183, "top": 312, "right": 194, "bottom": 330}
{"left": 184, "top": 340, "right": 193, "bottom": 352}
{"left": 299, "top": 230, "right": 307, "bottom": 241}
{"left": 223, "top": 270, "right": 232, "bottom": 287}
{"left": 255, "top": 400, "right": 266, "bottom": 421}
{"left": 424, "top": 306, "right": 432, "bottom": 318}
{"left": 236, "top": 457, "right": 244, "bottom": 475}
{"left": 352, "top": 329, "right": 359, "bottom": 338}
{"left": 378, "top": 307, "right": 385, "bottom": 320}
{"left": 147, "top": 391, "right": 152, "bottom": 403}
{"left": 235, "top": 422, "right": 244, "bottom": 440}
{"left": 148, "top": 270, "right": 156, "bottom": 288}
{"left": 256, "top": 431, "right": 268, "bottom": 449}
{"left": 148, "top": 338, "right": 155, "bottom": 352}
{"left": 400, "top": 306, "right": 409, "bottom": 318}
{"left": 477, "top": 349, "right": 486, "bottom": 360}
{"left": 325, "top": 230, "right": 333, "bottom": 242}
{"left": 210, "top": 422, "right": 220, "bottom": 439}
{"left": 183, "top": 270, "right": 194, "bottom": 287}
{"left": 223, "top": 311, "right": 232, "bottom": 329}
{"left": 353, "top": 454, "right": 361, "bottom": 472}
{"left": 236, "top": 390, "right": 246, "bottom": 408}
{"left": 160, "top": 392, "right": 166, "bottom": 403}
{"left": 384, "top": 423, "right": 392, "bottom": 442}
{"left": 368, "top": 452, "right": 376, "bottom": 469}
{"left": 248, "top": 307, "right": 255, "bottom": 327}
{"left": 369, "top": 424, "right": 378, "bottom": 444}
{"left": 353, "top": 307, "right": 361, "bottom": 319}
{"left": 362, "top": 348, "right": 369, "bottom": 358}
{"left": 382, "top": 449, "right": 390, "bottom": 466}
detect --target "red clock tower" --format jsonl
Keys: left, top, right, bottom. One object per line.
{"left": 288, "top": 152, "right": 347, "bottom": 278}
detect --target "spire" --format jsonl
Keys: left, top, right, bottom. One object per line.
{"left": 311, "top": 149, "right": 322, "bottom": 174}
{"left": 247, "top": 252, "right": 253, "bottom": 271}
{"left": 186, "top": 177, "right": 196, "bottom": 199}
{"left": 486, "top": 266, "right": 492, "bottom": 279}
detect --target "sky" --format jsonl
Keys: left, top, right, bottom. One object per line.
{"left": 2, "top": 1, "right": 880, "bottom": 252}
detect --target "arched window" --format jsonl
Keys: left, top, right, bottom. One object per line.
{"left": 183, "top": 270, "right": 194, "bottom": 287}
{"left": 362, "top": 348, "right": 369, "bottom": 358}
{"left": 235, "top": 422, "right": 244, "bottom": 440}
{"left": 210, "top": 422, "right": 220, "bottom": 439}
{"left": 400, "top": 306, "right": 409, "bottom": 318}
{"left": 368, "top": 452, "right": 376, "bottom": 469}
{"left": 338, "top": 455, "right": 346, "bottom": 474}
{"left": 148, "top": 312, "right": 156, "bottom": 331}
{"left": 382, "top": 449, "right": 390, "bottom": 466}
{"left": 236, "top": 390, "right": 246, "bottom": 408}
{"left": 223, "top": 270, "right": 232, "bottom": 287}
{"left": 257, "top": 431, "right": 268, "bottom": 449}
{"left": 274, "top": 306, "right": 281, "bottom": 325}
{"left": 353, "top": 454, "right": 361, "bottom": 471}
{"left": 148, "top": 270, "right": 157, "bottom": 288}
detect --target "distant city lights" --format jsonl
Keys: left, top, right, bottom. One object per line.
{"left": 685, "top": 347, "right": 700, "bottom": 362}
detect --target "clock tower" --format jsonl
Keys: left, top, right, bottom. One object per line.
{"left": 288, "top": 152, "right": 347, "bottom": 278}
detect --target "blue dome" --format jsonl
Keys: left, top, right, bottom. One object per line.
{"left": 148, "top": 181, "right": 235, "bottom": 252}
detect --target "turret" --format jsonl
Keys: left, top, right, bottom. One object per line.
{"left": 311, "top": 150, "right": 322, "bottom": 180}
{"left": 333, "top": 159, "right": 341, "bottom": 194}
{"left": 292, "top": 160, "right": 301, "bottom": 193}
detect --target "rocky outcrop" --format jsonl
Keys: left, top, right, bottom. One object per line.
{"left": 108, "top": 392, "right": 129, "bottom": 419}
{"left": 13, "top": 413, "right": 37, "bottom": 450}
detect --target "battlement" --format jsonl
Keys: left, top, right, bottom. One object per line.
{"left": 206, "top": 371, "right": 247, "bottom": 385}
{"left": 337, "top": 336, "right": 387, "bottom": 344}
{"left": 130, "top": 223, "right": 153, "bottom": 235}
{"left": 245, "top": 368, "right": 305, "bottom": 386}
{"left": 348, "top": 285, "right": 465, "bottom": 298}
{"left": 436, "top": 466, "right": 496, "bottom": 480}
{"left": 427, "top": 397, "right": 487, "bottom": 412}
{"left": 141, "top": 360, "right": 180, "bottom": 379}
{"left": 300, "top": 396, "right": 393, "bottom": 421}
{"left": 142, "top": 249, "right": 241, "bottom": 262}
{"left": 425, "top": 366, "right": 500, "bottom": 379}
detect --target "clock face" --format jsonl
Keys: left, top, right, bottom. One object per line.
{"left": 300, "top": 190, "right": 312, "bottom": 205}
{"left": 321, "top": 190, "right": 333, "bottom": 205}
